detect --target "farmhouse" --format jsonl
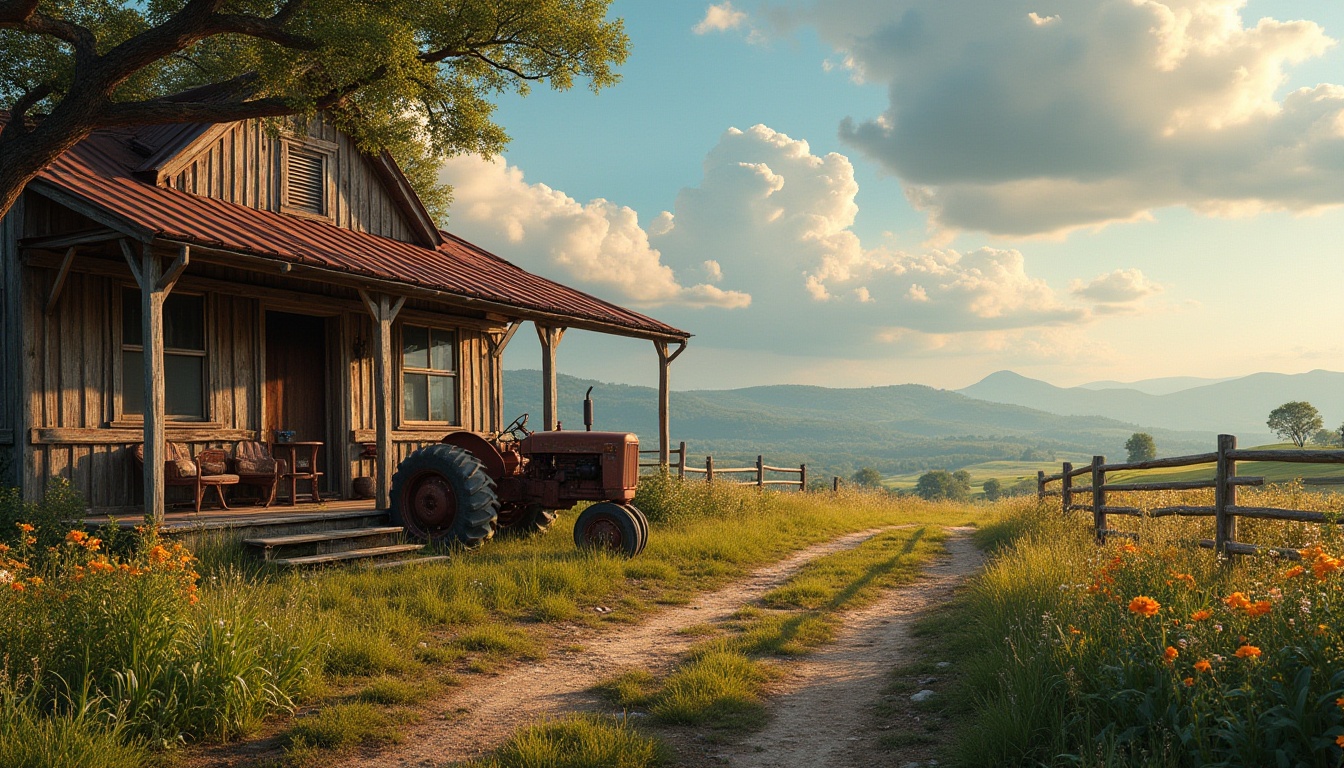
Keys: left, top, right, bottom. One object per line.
{"left": 0, "top": 113, "right": 689, "bottom": 522}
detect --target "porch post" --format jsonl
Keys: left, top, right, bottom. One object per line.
{"left": 122, "top": 241, "right": 189, "bottom": 525}
{"left": 359, "top": 290, "right": 405, "bottom": 510}
{"left": 653, "top": 340, "right": 687, "bottom": 466}
{"left": 536, "top": 324, "right": 566, "bottom": 431}
{"left": 486, "top": 322, "right": 520, "bottom": 433}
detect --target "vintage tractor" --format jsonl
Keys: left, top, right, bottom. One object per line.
{"left": 388, "top": 392, "right": 650, "bottom": 556}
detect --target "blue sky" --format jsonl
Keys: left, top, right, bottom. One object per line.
{"left": 438, "top": 0, "right": 1344, "bottom": 391}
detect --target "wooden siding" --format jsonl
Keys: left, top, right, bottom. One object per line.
{"left": 15, "top": 238, "right": 505, "bottom": 511}
{"left": 0, "top": 199, "right": 20, "bottom": 485}
{"left": 160, "top": 116, "right": 417, "bottom": 243}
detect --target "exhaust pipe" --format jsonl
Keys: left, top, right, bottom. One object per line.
{"left": 584, "top": 387, "right": 594, "bottom": 431}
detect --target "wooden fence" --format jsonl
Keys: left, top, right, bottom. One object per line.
{"left": 1037, "top": 434, "right": 1344, "bottom": 559}
{"left": 640, "top": 442, "right": 808, "bottom": 491}
{"left": 638, "top": 442, "right": 687, "bottom": 476}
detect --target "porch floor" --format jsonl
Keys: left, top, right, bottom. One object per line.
{"left": 86, "top": 498, "right": 383, "bottom": 534}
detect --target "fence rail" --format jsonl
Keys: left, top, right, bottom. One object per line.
{"left": 1037, "top": 434, "right": 1344, "bottom": 558}
{"left": 639, "top": 442, "right": 808, "bottom": 491}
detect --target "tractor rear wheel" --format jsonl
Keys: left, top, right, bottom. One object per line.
{"left": 495, "top": 503, "right": 557, "bottom": 536}
{"left": 573, "top": 502, "right": 644, "bottom": 557}
{"left": 390, "top": 444, "right": 498, "bottom": 547}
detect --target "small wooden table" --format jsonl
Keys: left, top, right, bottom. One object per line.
{"left": 271, "top": 441, "right": 324, "bottom": 506}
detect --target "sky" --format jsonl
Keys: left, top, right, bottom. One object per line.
{"left": 436, "top": 0, "right": 1344, "bottom": 392}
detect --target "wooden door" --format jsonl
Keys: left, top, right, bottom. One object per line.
{"left": 265, "top": 311, "right": 329, "bottom": 489}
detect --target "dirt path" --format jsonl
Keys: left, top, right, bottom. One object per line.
{"left": 719, "top": 528, "right": 981, "bottom": 768}
{"left": 336, "top": 526, "right": 903, "bottom": 768}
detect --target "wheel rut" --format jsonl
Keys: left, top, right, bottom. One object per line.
{"left": 337, "top": 526, "right": 904, "bottom": 768}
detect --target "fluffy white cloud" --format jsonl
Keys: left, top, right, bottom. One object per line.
{"left": 786, "top": 0, "right": 1344, "bottom": 237}
{"left": 441, "top": 125, "right": 1143, "bottom": 360}
{"left": 694, "top": 2, "right": 748, "bottom": 34}
{"left": 1071, "top": 268, "right": 1164, "bottom": 306}
{"left": 437, "top": 156, "right": 750, "bottom": 310}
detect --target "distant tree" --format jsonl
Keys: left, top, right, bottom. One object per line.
{"left": 1125, "top": 433, "right": 1157, "bottom": 463}
{"left": 851, "top": 467, "right": 884, "bottom": 488}
{"left": 1313, "top": 428, "right": 1341, "bottom": 448}
{"left": 982, "top": 478, "right": 1003, "bottom": 501}
{"left": 953, "top": 469, "right": 972, "bottom": 486}
{"left": 1267, "top": 401, "right": 1324, "bottom": 448}
{"left": 915, "top": 470, "right": 970, "bottom": 502}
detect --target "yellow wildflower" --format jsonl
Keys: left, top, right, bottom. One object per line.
{"left": 1234, "top": 645, "right": 1261, "bottom": 660}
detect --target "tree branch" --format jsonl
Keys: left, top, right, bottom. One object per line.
{"left": 212, "top": 13, "right": 320, "bottom": 50}
{"left": 0, "top": 0, "right": 38, "bottom": 23}
{"left": 0, "top": 83, "right": 53, "bottom": 141}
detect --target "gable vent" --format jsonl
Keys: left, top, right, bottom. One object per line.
{"left": 285, "top": 146, "right": 327, "bottom": 215}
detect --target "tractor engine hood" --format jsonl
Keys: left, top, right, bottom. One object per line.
{"left": 521, "top": 431, "right": 638, "bottom": 454}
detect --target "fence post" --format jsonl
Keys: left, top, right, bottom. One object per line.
{"left": 799, "top": 463, "right": 807, "bottom": 492}
{"left": 677, "top": 441, "right": 687, "bottom": 479}
{"left": 706, "top": 455, "right": 714, "bottom": 484}
{"left": 1061, "top": 461, "right": 1073, "bottom": 515}
{"left": 756, "top": 455, "right": 765, "bottom": 488}
{"left": 832, "top": 476, "right": 840, "bottom": 493}
{"left": 1091, "top": 455, "right": 1106, "bottom": 544}
{"left": 1037, "top": 470, "right": 1046, "bottom": 499}
{"left": 1214, "top": 434, "right": 1237, "bottom": 557}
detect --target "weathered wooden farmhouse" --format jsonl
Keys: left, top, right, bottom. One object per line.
{"left": 0, "top": 113, "right": 689, "bottom": 522}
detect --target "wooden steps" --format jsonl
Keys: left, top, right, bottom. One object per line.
{"left": 267, "top": 543, "right": 425, "bottom": 567}
{"left": 243, "top": 526, "right": 405, "bottom": 549}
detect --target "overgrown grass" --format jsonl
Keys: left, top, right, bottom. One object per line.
{"left": 463, "top": 714, "right": 665, "bottom": 768}
{"left": 937, "top": 492, "right": 1344, "bottom": 767}
{"left": 595, "top": 525, "right": 947, "bottom": 737}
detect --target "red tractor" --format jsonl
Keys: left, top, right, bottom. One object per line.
{"left": 388, "top": 393, "right": 650, "bottom": 556}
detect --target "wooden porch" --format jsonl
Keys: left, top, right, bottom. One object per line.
{"left": 86, "top": 497, "right": 380, "bottom": 534}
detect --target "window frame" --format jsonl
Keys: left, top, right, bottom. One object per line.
{"left": 396, "top": 322, "right": 460, "bottom": 428}
{"left": 278, "top": 137, "right": 337, "bottom": 221}
{"left": 114, "top": 285, "right": 213, "bottom": 425}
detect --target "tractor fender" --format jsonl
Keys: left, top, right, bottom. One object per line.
{"left": 440, "top": 432, "right": 507, "bottom": 481}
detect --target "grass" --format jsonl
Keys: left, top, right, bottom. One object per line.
{"left": 462, "top": 714, "right": 665, "bottom": 768}
{"left": 593, "top": 525, "right": 947, "bottom": 739}
{"left": 883, "top": 458, "right": 1093, "bottom": 492}
{"left": 918, "top": 494, "right": 1344, "bottom": 767}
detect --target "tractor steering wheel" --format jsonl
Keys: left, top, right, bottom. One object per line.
{"left": 502, "top": 413, "right": 531, "bottom": 440}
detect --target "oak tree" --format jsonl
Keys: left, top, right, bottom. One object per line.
{"left": 1267, "top": 401, "right": 1323, "bottom": 448}
{"left": 1124, "top": 432, "right": 1156, "bottom": 463}
{"left": 0, "top": 0, "right": 628, "bottom": 220}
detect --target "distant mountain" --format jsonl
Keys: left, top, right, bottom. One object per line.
{"left": 502, "top": 370, "right": 1215, "bottom": 480}
{"left": 958, "top": 369, "right": 1344, "bottom": 438}
{"left": 1077, "top": 375, "right": 1237, "bottom": 396}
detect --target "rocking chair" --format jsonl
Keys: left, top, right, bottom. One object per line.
{"left": 133, "top": 442, "right": 240, "bottom": 513}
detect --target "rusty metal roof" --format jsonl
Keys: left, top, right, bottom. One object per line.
{"left": 29, "top": 122, "right": 688, "bottom": 340}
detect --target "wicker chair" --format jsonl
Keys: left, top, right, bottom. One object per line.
{"left": 230, "top": 440, "right": 284, "bottom": 508}
{"left": 133, "top": 442, "right": 240, "bottom": 513}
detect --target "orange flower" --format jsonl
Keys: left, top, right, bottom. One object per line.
{"left": 1163, "top": 646, "right": 1179, "bottom": 664}
{"left": 27, "top": 577, "right": 42, "bottom": 587}
{"left": 1224, "top": 592, "right": 1252, "bottom": 610}
{"left": 1336, "top": 696, "right": 1344, "bottom": 709}
{"left": 1337, "top": 735, "right": 1344, "bottom": 748}
{"left": 83, "top": 537, "right": 101, "bottom": 552}
{"left": 1191, "top": 609, "right": 1213, "bottom": 621}
{"left": 1120, "top": 543, "right": 1139, "bottom": 554}
{"left": 1067, "top": 625, "right": 1082, "bottom": 635}
{"left": 65, "top": 530, "right": 88, "bottom": 545}
{"left": 1282, "top": 565, "right": 1305, "bottom": 579}
{"left": 22, "top": 537, "right": 34, "bottom": 546}
{"left": 1313, "top": 555, "right": 1341, "bottom": 580}
{"left": 1182, "top": 677, "right": 1194, "bottom": 687}
{"left": 1128, "top": 596, "right": 1161, "bottom": 617}
{"left": 1234, "top": 645, "right": 1261, "bottom": 660}
{"left": 16, "top": 523, "right": 34, "bottom": 533}
{"left": 10, "top": 582, "right": 23, "bottom": 592}
{"left": 1245, "top": 601, "right": 1273, "bottom": 618}
{"left": 148, "top": 545, "right": 170, "bottom": 565}
{"left": 1172, "top": 572, "right": 1196, "bottom": 588}
{"left": 1193, "top": 659, "right": 1212, "bottom": 673}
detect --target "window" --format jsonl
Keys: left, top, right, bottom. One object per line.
{"left": 401, "top": 325, "right": 458, "bottom": 424}
{"left": 283, "top": 143, "right": 328, "bottom": 216}
{"left": 121, "top": 290, "right": 206, "bottom": 419}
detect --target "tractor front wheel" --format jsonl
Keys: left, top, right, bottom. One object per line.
{"left": 390, "top": 444, "right": 498, "bottom": 547}
{"left": 573, "top": 502, "right": 645, "bottom": 557}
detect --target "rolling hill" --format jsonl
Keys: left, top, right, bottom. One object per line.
{"left": 957, "top": 369, "right": 1344, "bottom": 438}
{"left": 502, "top": 370, "right": 1216, "bottom": 482}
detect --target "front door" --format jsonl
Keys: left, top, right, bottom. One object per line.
{"left": 265, "top": 311, "right": 329, "bottom": 493}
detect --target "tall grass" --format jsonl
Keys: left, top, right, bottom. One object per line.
{"left": 948, "top": 493, "right": 1344, "bottom": 766}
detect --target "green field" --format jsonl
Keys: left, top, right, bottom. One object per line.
{"left": 882, "top": 457, "right": 1094, "bottom": 492}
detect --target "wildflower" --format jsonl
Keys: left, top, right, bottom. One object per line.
{"left": 1191, "top": 609, "right": 1212, "bottom": 621}
{"left": 1283, "top": 565, "right": 1305, "bottom": 579}
{"left": 1336, "top": 696, "right": 1344, "bottom": 709}
{"left": 1067, "top": 626, "right": 1082, "bottom": 635}
{"left": 23, "top": 537, "right": 34, "bottom": 546}
{"left": 0, "top": 543, "right": 9, "bottom": 553}
{"left": 1182, "top": 677, "right": 1194, "bottom": 687}
{"left": 0, "top": 570, "right": 9, "bottom": 585}
{"left": 148, "top": 545, "right": 170, "bottom": 565}
{"left": 1129, "top": 596, "right": 1161, "bottom": 617}
{"left": 16, "top": 523, "right": 33, "bottom": 533}
{"left": 65, "top": 530, "right": 88, "bottom": 545}
{"left": 1337, "top": 735, "right": 1344, "bottom": 748}
{"left": 1163, "top": 646, "right": 1179, "bottom": 664}
{"left": 1317, "top": 624, "right": 1329, "bottom": 636}
{"left": 1234, "top": 645, "right": 1261, "bottom": 660}
{"left": 1120, "top": 543, "right": 1139, "bottom": 554}
{"left": 1224, "top": 592, "right": 1252, "bottom": 610}
{"left": 10, "top": 582, "right": 23, "bottom": 592}
{"left": 1172, "top": 572, "right": 1196, "bottom": 588}
{"left": 1194, "top": 659, "right": 1212, "bottom": 673}
{"left": 27, "top": 577, "right": 41, "bottom": 587}
{"left": 1246, "top": 601, "right": 1273, "bottom": 618}
{"left": 83, "top": 537, "right": 101, "bottom": 552}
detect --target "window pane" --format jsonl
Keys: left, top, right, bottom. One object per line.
{"left": 122, "top": 350, "right": 144, "bottom": 415}
{"left": 122, "top": 290, "right": 142, "bottom": 347}
{"left": 164, "top": 354, "right": 204, "bottom": 417}
{"left": 430, "top": 330, "right": 456, "bottom": 372}
{"left": 403, "top": 373, "right": 428, "bottom": 421}
{"left": 402, "top": 326, "right": 428, "bottom": 369}
{"left": 429, "top": 375, "right": 456, "bottom": 423}
{"left": 163, "top": 294, "right": 204, "bottom": 351}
